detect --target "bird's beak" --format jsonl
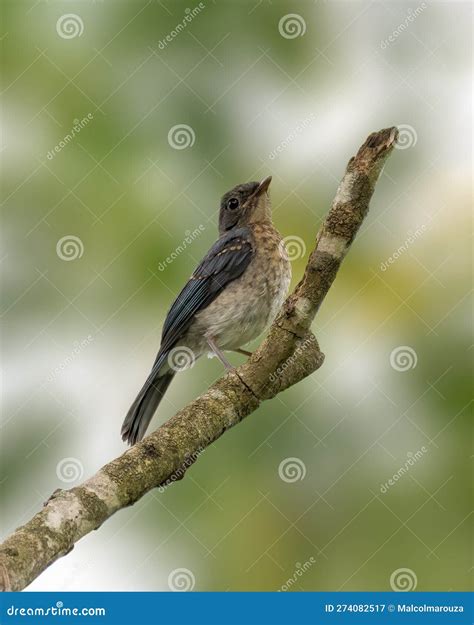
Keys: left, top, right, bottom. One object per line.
{"left": 255, "top": 175, "right": 272, "bottom": 197}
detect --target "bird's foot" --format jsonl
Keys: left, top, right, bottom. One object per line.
{"left": 232, "top": 348, "right": 253, "bottom": 357}
{"left": 206, "top": 336, "right": 234, "bottom": 371}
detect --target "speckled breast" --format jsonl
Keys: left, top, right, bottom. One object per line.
{"left": 189, "top": 222, "right": 291, "bottom": 352}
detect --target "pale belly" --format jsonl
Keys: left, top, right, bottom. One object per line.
{"left": 185, "top": 234, "right": 291, "bottom": 354}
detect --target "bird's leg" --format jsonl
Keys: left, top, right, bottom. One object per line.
{"left": 231, "top": 348, "right": 253, "bottom": 357}
{"left": 206, "top": 336, "right": 234, "bottom": 371}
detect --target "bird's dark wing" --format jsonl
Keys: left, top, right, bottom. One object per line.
{"left": 122, "top": 228, "right": 254, "bottom": 444}
{"left": 159, "top": 226, "right": 254, "bottom": 354}
{"left": 123, "top": 227, "right": 254, "bottom": 444}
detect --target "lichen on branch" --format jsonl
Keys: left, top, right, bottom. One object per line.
{"left": 0, "top": 127, "right": 398, "bottom": 592}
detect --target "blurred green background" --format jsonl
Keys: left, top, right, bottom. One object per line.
{"left": 1, "top": 0, "right": 472, "bottom": 592}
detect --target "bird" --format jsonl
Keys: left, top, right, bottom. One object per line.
{"left": 121, "top": 176, "right": 292, "bottom": 445}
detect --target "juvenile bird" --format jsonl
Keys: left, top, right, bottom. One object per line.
{"left": 121, "top": 176, "right": 291, "bottom": 445}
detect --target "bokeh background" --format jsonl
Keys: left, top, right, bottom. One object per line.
{"left": 1, "top": 0, "right": 472, "bottom": 592}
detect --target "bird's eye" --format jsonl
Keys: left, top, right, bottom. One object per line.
{"left": 227, "top": 197, "right": 239, "bottom": 210}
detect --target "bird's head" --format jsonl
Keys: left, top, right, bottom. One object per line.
{"left": 218, "top": 176, "right": 272, "bottom": 234}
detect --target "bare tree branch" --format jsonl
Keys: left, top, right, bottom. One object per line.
{"left": 0, "top": 127, "right": 399, "bottom": 592}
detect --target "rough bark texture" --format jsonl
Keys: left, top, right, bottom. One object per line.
{"left": 0, "top": 127, "right": 398, "bottom": 591}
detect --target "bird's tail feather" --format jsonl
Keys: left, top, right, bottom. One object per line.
{"left": 121, "top": 371, "right": 175, "bottom": 445}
